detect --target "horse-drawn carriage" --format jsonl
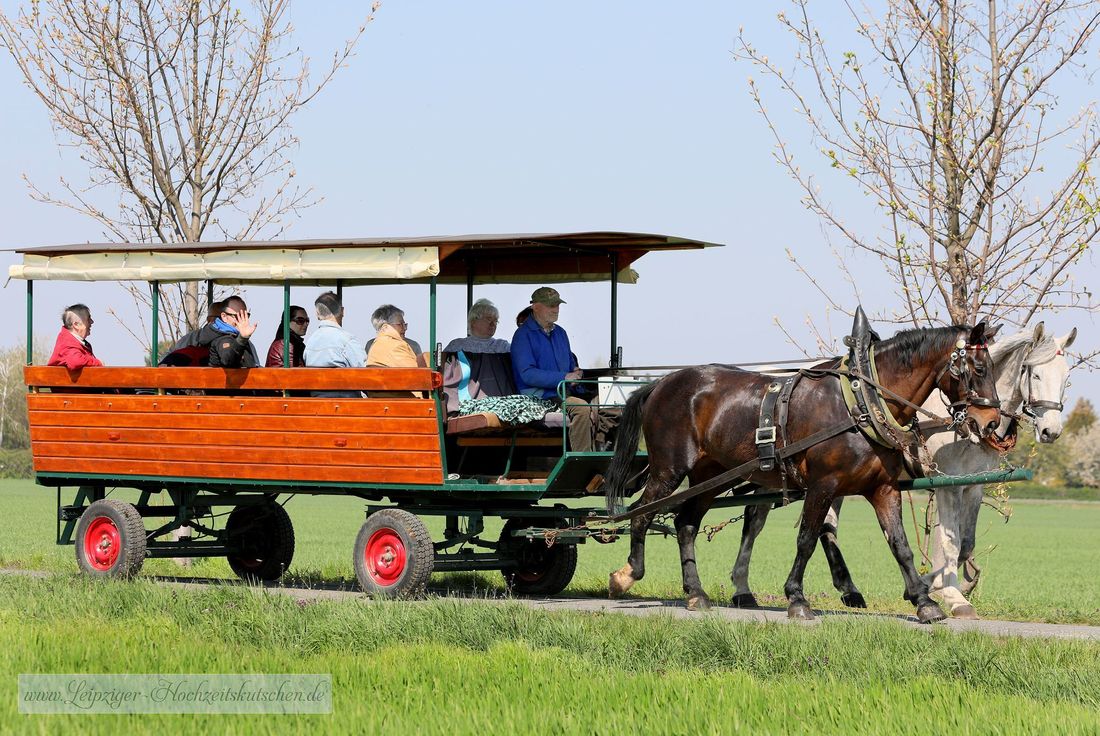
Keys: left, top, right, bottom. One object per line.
{"left": 13, "top": 232, "right": 1052, "bottom": 621}
{"left": 13, "top": 233, "right": 711, "bottom": 596}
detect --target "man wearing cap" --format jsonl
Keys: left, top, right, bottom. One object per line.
{"left": 510, "top": 286, "right": 596, "bottom": 451}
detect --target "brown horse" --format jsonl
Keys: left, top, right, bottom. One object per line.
{"left": 603, "top": 323, "right": 1000, "bottom": 623}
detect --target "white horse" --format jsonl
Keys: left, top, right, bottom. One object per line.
{"left": 923, "top": 323, "right": 1076, "bottom": 618}
{"left": 729, "top": 323, "right": 1076, "bottom": 619}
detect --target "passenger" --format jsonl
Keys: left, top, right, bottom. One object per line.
{"left": 159, "top": 300, "right": 226, "bottom": 366}
{"left": 265, "top": 305, "right": 309, "bottom": 367}
{"left": 203, "top": 296, "right": 259, "bottom": 368}
{"left": 511, "top": 287, "right": 608, "bottom": 451}
{"left": 515, "top": 306, "right": 533, "bottom": 328}
{"left": 48, "top": 304, "right": 103, "bottom": 370}
{"left": 364, "top": 305, "right": 425, "bottom": 367}
{"left": 304, "top": 291, "right": 364, "bottom": 398}
{"left": 444, "top": 298, "right": 510, "bottom": 354}
{"left": 366, "top": 304, "right": 420, "bottom": 369}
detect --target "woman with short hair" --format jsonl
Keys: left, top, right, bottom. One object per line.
{"left": 444, "top": 298, "right": 510, "bottom": 354}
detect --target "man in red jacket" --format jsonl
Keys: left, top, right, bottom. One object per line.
{"left": 47, "top": 304, "right": 103, "bottom": 370}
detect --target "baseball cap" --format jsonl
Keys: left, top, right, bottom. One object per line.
{"left": 531, "top": 287, "right": 565, "bottom": 306}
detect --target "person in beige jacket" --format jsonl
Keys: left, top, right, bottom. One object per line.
{"left": 367, "top": 304, "right": 422, "bottom": 397}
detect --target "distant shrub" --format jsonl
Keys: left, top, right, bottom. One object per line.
{"left": 0, "top": 449, "right": 34, "bottom": 478}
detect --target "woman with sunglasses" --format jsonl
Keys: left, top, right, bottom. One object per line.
{"left": 265, "top": 305, "right": 309, "bottom": 367}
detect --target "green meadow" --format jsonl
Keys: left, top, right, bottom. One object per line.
{"left": 2, "top": 479, "right": 1100, "bottom": 733}
{"left": 3, "top": 479, "right": 1097, "bottom": 623}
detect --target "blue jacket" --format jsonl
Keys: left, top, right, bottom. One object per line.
{"left": 510, "top": 318, "right": 577, "bottom": 399}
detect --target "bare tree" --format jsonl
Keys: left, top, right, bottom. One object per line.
{"left": 737, "top": 1, "right": 1100, "bottom": 349}
{"left": 0, "top": 342, "right": 47, "bottom": 449}
{"left": 0, "top": 0, "right": 379, "bottom": 343}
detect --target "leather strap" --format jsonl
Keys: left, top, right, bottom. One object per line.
{"left": 756, "top": 381, "right": 784, "bottom": 472}
{"left": 608, "top": 414, "right": 857, "bottom": 523}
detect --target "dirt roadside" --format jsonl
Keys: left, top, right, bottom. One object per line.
{"left": 6, "top": 568, "right": 1098, "bottom": 641}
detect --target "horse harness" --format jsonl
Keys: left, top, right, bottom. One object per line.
{"left": 608, "top": 316, "right": 998, "bottom": 524}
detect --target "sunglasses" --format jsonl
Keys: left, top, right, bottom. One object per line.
{"left": 223, "top": 310, "right": 250, "bottom": 319}
{"left": 291, "top": 317, "right": 310, "bottom": 325}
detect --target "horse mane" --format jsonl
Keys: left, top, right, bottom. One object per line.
{"left": 878, "top": 325, "right": 966, "bottom": 365}
{"left": 1023, "top": 333, "right": 1062, "bottom": 366}
{"left": 988, "top": 328, "right": 1061, "bottom": 367}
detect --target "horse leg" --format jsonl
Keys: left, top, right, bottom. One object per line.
{"left": 609, "top": 472, "right": 683, "bottom": 597}
{"left": 817, "top": 498, "right": 866, "bottom": 608}
{"left": 783, "top": 485, "right": 838, "bottom": 621}
{"left": 676, "top": 493, "right": 717, "bottom": 611}
{"left": 956, "top": 484, "right": 984, "bottom": 598}
{"left": 868, "top": 484, "right": 946, "bottom": 623}
{"left": 730, "top": 504, "right": 770, "bottom": 608}
{"left": 925, "top": 486, "right": 976, "bottom": 619}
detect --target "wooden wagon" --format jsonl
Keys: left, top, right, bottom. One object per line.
{"left": 15, "top": 232, "right": 719, "bottom": 596}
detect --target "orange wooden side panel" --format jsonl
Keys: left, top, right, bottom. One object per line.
{"left": 27, "top": 394, "right": 444, "bottom": 486}
{"left": 25, "top": 366, "right": 442, "bottom": 392}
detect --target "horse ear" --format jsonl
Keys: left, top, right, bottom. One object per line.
{"left": 984, "top": 323, "right": 1002, "bottom": 342}
{"left": 968, "top": 322, "right": 989, "bottom": 345}
{"left": 1031, "top": 321, "right": 1045, "bottom": 345}
{"left": 1060, "top": 327, "right": 1078, "bottom": 350}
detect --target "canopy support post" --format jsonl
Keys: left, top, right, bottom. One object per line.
{"left": 466, "top": 259, "right": 475, "bottom": 314}
{"left": 282, "top": 281, "right": 291, "bottom": 368}
{"left": 25, "top": 280, "right": 33, "bottom": 366}
{"left": 336, "top": 279, "right": 344, "bottom": 302}
{"left": 430, "top": 276, "right": 438, "bottom": 370}
{"left": 610, "top": 252, "right": 620, "bottom": 368}
{"left": 151, "top": 281, "right": 161, "bottom": 366}
{"left": 206, "top": 279, "right": 214, "bottom": 311}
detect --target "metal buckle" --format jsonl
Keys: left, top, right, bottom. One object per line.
{"left": 755, "top": 427, "right": 777, "bottom": 445}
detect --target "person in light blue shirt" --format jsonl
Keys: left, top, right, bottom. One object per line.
{"left": 304, "top": 291, "right": 364, "bottom": 397}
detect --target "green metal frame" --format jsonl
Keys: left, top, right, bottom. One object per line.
{"left": 25, "top": 280, "right": 33, "bottom": 366}
{"left": 151, "top": 281, "right": 160, "bottom": 365}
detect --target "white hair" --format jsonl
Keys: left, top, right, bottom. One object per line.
{"left": 467, "top": 298, "right": 499, "bottom": 328}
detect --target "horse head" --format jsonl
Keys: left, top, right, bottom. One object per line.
{"left": 935, "top": 322, "right": 1002, "bottom": 441}
{"left": 1020, "top": 323, "right": 1076, "bottom": 443}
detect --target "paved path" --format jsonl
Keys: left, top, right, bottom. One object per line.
{"left": 6, "top": 568, "right": 1099, "bottom": 641}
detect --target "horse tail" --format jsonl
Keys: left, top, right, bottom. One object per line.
{"left": 604, "top": 379, "right": 659, "bottom": 514}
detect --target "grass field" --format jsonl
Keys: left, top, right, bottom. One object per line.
{"left": 3, "top": 575, "right": 1100, "bottom": 734}
{"left": 2, "top": 479, "right": 1098, "bottom": 624}
{"left": 2, "top": 479, "right": 1100, "bottom": 733}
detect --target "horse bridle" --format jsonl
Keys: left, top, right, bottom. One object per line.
{"left": 935, "top": 342, "right": 1001, "bottom": 428}
{"left": 1019, "top": 351, "right": 1067, "bottom": 419}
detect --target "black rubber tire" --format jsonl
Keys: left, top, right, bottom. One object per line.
{"left": 225, "top": 503, "right": 295, "bottom": 583}
{"left": 354, "top": 509, "right": 434, "bottom": 599}
{"left": 499, "top": 519, "right": 578, "bottom": 596}
{"left": 75, "top": 499, "right": 147, "bottom": 578}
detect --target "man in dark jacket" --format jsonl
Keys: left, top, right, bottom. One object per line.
{"left": 159, "top": 300, "right": 224, "bottom": 366}
{"left": 203, "top": 296, "right": 259, "bottom": 368}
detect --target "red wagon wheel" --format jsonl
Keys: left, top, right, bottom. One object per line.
{"left": 354, "top": 509, "right": 433, "bottom": 598}
{"left": 75, "top": 499, "right": 147, "bottom": 578}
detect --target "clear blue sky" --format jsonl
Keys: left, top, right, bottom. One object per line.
{"left": 0, "top": 2, "right": 1094, "bottom": 402}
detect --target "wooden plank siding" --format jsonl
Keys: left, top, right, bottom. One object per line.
{"left": 25, "top": 369, "right": 445, "bottom": 486}
{"left": 25, "top": 366, "right": 442, "bottom": 392}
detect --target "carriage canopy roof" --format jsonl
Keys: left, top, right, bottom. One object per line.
{"left": 8, "top": 232, "right": 720, "bottom": 285}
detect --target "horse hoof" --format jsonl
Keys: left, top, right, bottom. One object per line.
{"left": 841, "top": 592, "right": 867, "bottom": 609}
{"left": 951, "top": 604, "right": 979, "bottom": 620}
{"left": 687, "top": 595, "right": 713, "bottom": 612}
{"left": 787, "top": 602, "right": 815, "bottom": 621}
{"left": 608, "top": 565, "right": 635, "bottom": 598}
{"left": 916, "top": 603, "right": 947, "bottom": 624}
{"left": 731, "top": 593, "right": 760, "bottom": 609}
